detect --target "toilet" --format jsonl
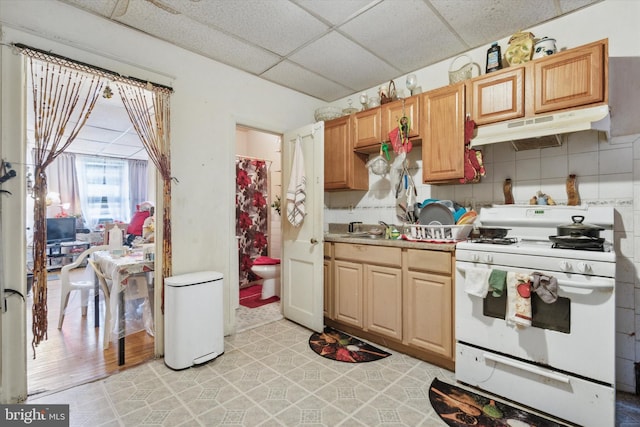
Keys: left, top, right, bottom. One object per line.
{"left": 250, "top": 256, "right": 281, "bottom": 300}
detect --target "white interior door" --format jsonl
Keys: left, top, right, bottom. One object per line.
{"left": 282, "top": 122, "right": 324, "bottom": 333}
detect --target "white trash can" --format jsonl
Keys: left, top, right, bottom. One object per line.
{"left": 164, "top": 271, "right": 224, "bottom": 369}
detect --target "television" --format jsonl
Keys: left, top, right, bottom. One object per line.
{"left": 46, "top": 217, "right": 77, "bottom": 244}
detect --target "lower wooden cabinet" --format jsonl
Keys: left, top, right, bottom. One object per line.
{"left": 403, "top": 270, "right": 452, "bottom": 358}
{"left": 334, "top": 260, "right": 364, "bottom": 328}
{"left": 324, "top": 241, "right": 455, "bottom": 369}
{"left": 365, "top": 264, "right": 402, "bottom": 340}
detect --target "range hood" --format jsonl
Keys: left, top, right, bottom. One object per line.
{"left": 471, "top": 105, "right": 610, "bottom": 151}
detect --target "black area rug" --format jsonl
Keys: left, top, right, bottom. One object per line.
{"left": 429, "top": 378, "right": 566, "bottom": 426}
{"left": 309, "top": 327, "right": 391, "bottom": 363}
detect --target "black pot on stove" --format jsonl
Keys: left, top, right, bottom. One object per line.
{"left": 550, "top": 215, "right": 605, "bottom": 248}
{"left": 556, "top": 216, "right": 604, "bottom": 239}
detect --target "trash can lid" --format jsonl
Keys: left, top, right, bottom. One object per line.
{"left": 165, "top": 271, "right": 223, "bottom": 287}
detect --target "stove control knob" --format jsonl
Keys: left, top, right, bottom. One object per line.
{"left": 577, "top": 262, "right": 591, "bottom": 273}
{"left": 559, "top": 260, "right": 571, "bottom": 271}
{"left": 484, "top": 254, "right": 493, "bottom": 263}
{"left": 471, "top": 254, "right": 480, "bottom": 262}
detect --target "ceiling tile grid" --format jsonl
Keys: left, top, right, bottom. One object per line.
{"left": 43, "top": 0, "right": 601, "bottom": 159}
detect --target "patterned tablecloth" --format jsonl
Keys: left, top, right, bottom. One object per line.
{"left": 93, "top": 250, "right": 155, "bottom": 340}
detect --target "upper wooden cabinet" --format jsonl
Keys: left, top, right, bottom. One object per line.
{"left": 381, "top": 96, "right": 420, "bottom": 142}
{"left": 353, "top": 96, "right": 421, "bottom": 152}
{"left": 353, "top": 108, "right": 382, "bottom": 150}
{"left": 470, "top": 67, "right": 524, "bottom": 125}
{"left": 324, "top": 115, "right": 368, "bottom": 191}
{"left": 469, "top": 38, "right": 607, "bottom": 124}
{"left": 421, "top": 83, "right": 466, "bottom": 183}
{"left": 533, "top": 40, "right": 607, "bottom": 114}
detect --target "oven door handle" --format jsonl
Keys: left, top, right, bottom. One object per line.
{"left": 483, "top": 353, "right": 570, "bottom": 384}
{"left": 456, "top": 266, "right": 613, "bottom": 291}
{"left": 556, "top": 279, "right": 613, "bottom": 291}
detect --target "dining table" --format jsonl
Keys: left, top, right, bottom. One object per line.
{"left": 92, "top": 249, "right": 154, "bottom": 365}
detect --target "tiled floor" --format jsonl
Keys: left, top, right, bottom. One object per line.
{"left": 28, "top": 318, "right": 640, "bottom": 426}
{"left": 236, "top": 301, "right": 283, "bottom": 333}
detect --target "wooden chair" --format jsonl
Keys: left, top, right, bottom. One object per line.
{"left": 87, "top": 259, "right": 113, "bottom": 349}
{"left": 57, "top": 245, "right": 110, "bottom": 341}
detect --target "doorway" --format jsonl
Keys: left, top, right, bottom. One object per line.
{"left": 24, "top": 72, "right": 157, "bottom": 397}
{"left": 235, "top": 125, "right": 283, "bottom": 332}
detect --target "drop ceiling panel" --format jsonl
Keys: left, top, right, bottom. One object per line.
{"left": 431, "top": 0, "right": 558, "bottom": 46}
{"left": 340, "top": 0, "right": 468, "bottom": 73}
{"left": 77, "top": 126, "right": 126, "bottom": 144}
{"left": 113, "top": 0, "right": 282, "bottom": 74}
{"left": 262, "top": 60, "right": 353, "bottom": 101}
{"left": 292, "top": 0, "right": 377, "bottom": 25}
{"left": 115, "top": 133, "right": 144, "bottom": 147}
{"left": 164, "top": 0, "right": 329, "bottom": 57}
{"left": 100, "top": 142, "right": 147, "bottom": 157}
{"left": 83, "top": 102, "right": 132, "bottom": 133}
{"left": 289, "top": 31, "right": 401, "bottom": 91}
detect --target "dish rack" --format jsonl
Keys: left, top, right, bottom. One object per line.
{"left": 404, "top": 224, "right": 474, "bottom": 242}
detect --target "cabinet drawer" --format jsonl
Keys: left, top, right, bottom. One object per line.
{"left": 324, "top": 242, "right": 331, "bottom": 257}
{"left": 406, "top": 249, "right": 451, "bottom": 275}
{"left": 334, "top": 243, "right": 401, "bottom": 267}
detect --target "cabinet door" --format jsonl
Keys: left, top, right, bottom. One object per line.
{"left": 381, "top": 96, "right": 420, "bottom": 142}
{"left": 365, "top": 264, "right": 402, "bottom": 340}
{"left": 534, "top": 41, "right": 605, "bottom": 114}
{"left": 471, "top": 67, "right": 524, "bottom": 125}
{"left": 421, "top": 83, "right": 466, "bottom": 182}
{"left": 353, "top": 108, "right": 382, "bottom": 150}
{"left": 324, "top": 116, "right": 368, "bottom": 190}
{"left": 403, "top": 270, "right": 453, "bottom": 358}
{"left": 334, "top": 260, "right": 364, "bottom": 328}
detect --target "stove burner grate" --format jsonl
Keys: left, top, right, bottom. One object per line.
{"left": 551, "top": 242, "right": 604, "bottom": 252}
{"left": 470, "top": 237, "right": 518, "bottom": 245}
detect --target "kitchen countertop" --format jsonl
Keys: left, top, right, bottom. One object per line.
{"left": 323, "top": 233, "right": 457, "bottom": 252}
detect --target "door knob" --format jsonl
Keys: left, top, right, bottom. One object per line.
{"left": 310, "top": 238, "right": 318, "bottom": 244}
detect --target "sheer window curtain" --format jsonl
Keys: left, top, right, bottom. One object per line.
{"left": 46, "top": 152, "right": 81, "bottom": 218}
{"left": 129, "top": 159, "right": 148, "bottom": 211}
{"left": 75, "top": 155, "right": 131, "bottom": 229}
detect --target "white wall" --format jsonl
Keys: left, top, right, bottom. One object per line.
{"left": 324, "top": 0, "right": 640, "bottom": 393}
{"left": 0, "top": 0, "right": 321, "bottom": 403}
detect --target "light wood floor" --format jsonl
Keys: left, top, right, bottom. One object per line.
{"left": 27, "top": 268, "right": 155, "bottom": 397}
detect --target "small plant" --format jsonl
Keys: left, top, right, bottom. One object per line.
{"left": 271, "top": 195, "right": 281, "bottom": 216}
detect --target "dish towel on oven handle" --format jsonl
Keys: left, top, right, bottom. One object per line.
{"left": 286, "top": 135, "right": 306, "bottom": 227}
{"left": 464, "top": 267, "right": 492, "bottom": 298}
{"left": 506, "top": 272, "right": 532, "bottom": 327}
{"left": 488, "top": 269, "right": 507, "bottom": 297}
{"left": 531, "top": 271, "right": 558, "bottom": 303}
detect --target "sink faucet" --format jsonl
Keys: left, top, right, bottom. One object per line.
{"left": 348, "top": 221, "right": 362, "bottom": 233}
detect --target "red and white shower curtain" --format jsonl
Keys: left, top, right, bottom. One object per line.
{"left": 236, "top": 158, "right": 268, "bottom": 288}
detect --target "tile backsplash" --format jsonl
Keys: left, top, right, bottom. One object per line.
{"left": 324, "top": 128, "right": 640, "bottom": 393}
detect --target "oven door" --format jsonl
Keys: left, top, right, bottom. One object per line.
{"left": 455, "top": 260, "right": 615, "bottom": 385}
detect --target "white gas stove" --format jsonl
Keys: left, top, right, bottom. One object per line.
{"left": 455, "top": 205, "right": 616, "bottom": 427}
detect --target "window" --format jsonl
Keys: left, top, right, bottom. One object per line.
{"left": 76, "top": 156, "right": 132, "bottom": 229}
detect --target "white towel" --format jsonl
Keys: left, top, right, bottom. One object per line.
{"left": 506, "top": 272, "right": 532, "bottom": 327}
{"left": 464, "top": 267, "right": 492, "bottom": 298}
{"left": 286, "top": 136, "right": 306, "bottom": 227}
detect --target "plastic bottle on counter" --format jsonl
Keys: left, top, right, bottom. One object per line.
{"left": 486, "top": 42, "right": 503, "bottom": 73}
